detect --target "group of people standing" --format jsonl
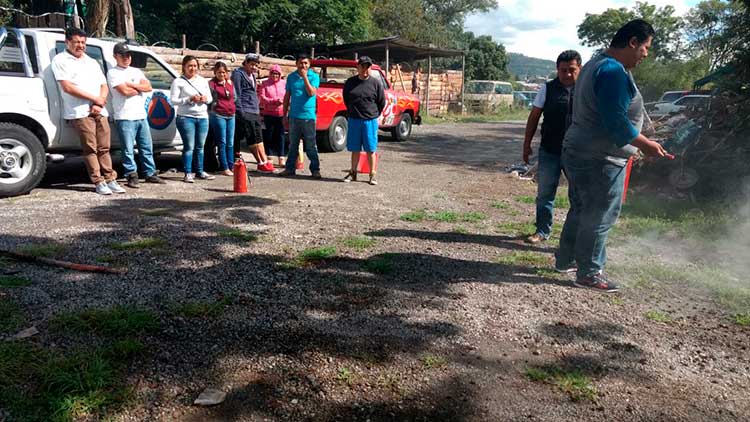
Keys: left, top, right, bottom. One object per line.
{"left": 169, "top": 52, "right": 312, "bottom": 182}
{"left": 522, "top": 19, "right": 668, "bottom": 293}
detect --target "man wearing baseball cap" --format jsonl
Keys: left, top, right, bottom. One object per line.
{"left": 231, "top": 53, "right": 274, "bottom": 172}
{"left": 107, "top": 42, "right": 165, "bottom": 188}
{"left": 342, "top": 56, "right": 385, "bottom": 185}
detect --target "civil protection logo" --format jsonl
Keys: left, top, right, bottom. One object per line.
{"left": 145, "top": 92, "right": 175, "bottom": 130}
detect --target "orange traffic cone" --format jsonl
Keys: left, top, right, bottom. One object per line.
{"left": 233, "top": 158, "right": 249, "bottom": 193}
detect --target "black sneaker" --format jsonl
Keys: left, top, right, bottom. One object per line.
{"left": 126, "top": 173, "right": 139, "bottom": 188}
{"left": 145, "top": 175, "right": 167, "bottom": 184}
{"left": 574, "top": 273, "right": 619, "bottom": 293}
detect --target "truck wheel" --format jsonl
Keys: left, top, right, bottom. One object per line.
{"left": 318, "top": 116, "right": 347, "bottom": 152}
{"left": 390, "top": 113, "right": 412, "bottom": 142}
{"left": 0, "top": 123, "right": 46, "bottom": 197}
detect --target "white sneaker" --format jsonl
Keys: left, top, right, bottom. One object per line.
{"left": 196, "top": 171, "right": 216, "bottom": 180}
{"left": 183, "top": 173, "right": 195, "bottom": 183}
{"left": 95, "top": 182, "right": 113, "bottom": 195}
{"left": 107, "top": 180, "right": 126, "bottom": 194}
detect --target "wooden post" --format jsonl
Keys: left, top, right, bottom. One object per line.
{"left": 461, "top": 53, "right": 466, "bottom": 115}
{"left": 122, "top": 0, "right": 135, "bottom": 40}
{"left": 426, "top": 55, "right": 432, "bottom": 117}
{"left": 397, "top": 65, "right": 407, "bottom": 92}
{"left": 310, "top": 47, "right": 315, "bottom": 58}
{"left": 385, "top": 42, "right": 390, "bottom": 78}
{"left": 354, "top": 53, "right": 358, "bottom": 60}
{"left": 181, "top": 34, "right": 186, "bottom": 53}
{"left": 255, "top": 41, "right": 260, "bottom": 55}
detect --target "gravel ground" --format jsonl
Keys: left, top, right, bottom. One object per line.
{"left": 1, "top": 122, "right": 748, "bottom": 421}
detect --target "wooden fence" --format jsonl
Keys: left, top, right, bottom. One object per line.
{"left": 148, "top": 46, "right": 463, "bottom": 115}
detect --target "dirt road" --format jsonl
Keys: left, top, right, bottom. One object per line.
{"left": 1, "top": 122, "right": 747, "bottom": 421}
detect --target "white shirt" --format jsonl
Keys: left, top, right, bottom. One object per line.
{"left": 107, "top": 66, "right": 148, "bottom": 121}
{"left": 532, "top": 82, "right": 573, "bottom": 109}
{"left": 51, "top": 50, "right": 108, "bottom": 119}
{"left": 169, "top": 75, "right": 212, "bottom": 118}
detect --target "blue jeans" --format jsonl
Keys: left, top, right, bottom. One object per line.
{"left": 209, "top": 113, "right": 235, "bottom": 170}
{"left": 285, "top": 118, "right": 320, "bottom": 172}
{"left": 176, "top": 115, "right": 209, "bottom": 174}
{"left": 535, "top": 148, "right": 563, "bottom": 238}
{"left": 556, "top": 149, "right": 626, "bottom": 278}
{"left": 115, "top": 119, "right": 156, "bottom": 177}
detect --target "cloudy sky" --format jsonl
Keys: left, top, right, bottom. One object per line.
{"left": 464, "top": 0, "right": 700, "bottom": 62}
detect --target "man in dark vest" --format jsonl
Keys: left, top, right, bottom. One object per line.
{"left": 521, "top": 50, "right": 582, "bottom": 245}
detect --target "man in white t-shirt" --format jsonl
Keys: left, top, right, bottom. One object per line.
{"left": 107, "top": 42, "right": 165, "bottom": 188}
{"left": 51, "top": 27, "right": 125, "bottom": 195}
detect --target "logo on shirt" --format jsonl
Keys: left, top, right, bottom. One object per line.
{"left": 145, "top": 92, "right": 175, "bottom": 130}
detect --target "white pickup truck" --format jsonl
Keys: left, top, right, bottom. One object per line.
{"left": 0, "top": 27, "right": 182, "bottom": 197}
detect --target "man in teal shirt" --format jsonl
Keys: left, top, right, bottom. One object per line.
{"left": 279, "top": 53, "right": 321, "bottom": 178}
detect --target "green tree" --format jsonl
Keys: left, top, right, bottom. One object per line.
{"left": 577, "top": 1, "right": 683, "bottom": 60}
{"left": 633, "top": 56, "right": 709, "bottom": 100}
{"left": 685, "top": 0, "right": 743, "bottom": 72}
{"left": 463, "top": 32, "right": 509, "bottom": 81}
{"left": 370, "top": 0, "right": 449, "bottom": 46}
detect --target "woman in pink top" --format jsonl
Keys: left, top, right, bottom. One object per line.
{"left": 259, "top": 64, "right": 287, "bottom": 167}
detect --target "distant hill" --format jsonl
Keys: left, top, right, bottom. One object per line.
{"left": 508, "top": 53, "right": 556, "bottom": 79}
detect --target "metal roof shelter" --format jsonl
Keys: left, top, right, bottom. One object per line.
{"left": 319, "top": 36, "right": 466, "bottom": 115}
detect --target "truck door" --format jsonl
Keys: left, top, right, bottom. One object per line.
{"left": 53, "top": 41, "right": 119, "bottom": 149}
{"left": 128, "top": 51, "right": 178, "bottom": 147}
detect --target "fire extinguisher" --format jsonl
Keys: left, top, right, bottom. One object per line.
{"left": 233, "top": 157, "right": 249, "bottom": 193}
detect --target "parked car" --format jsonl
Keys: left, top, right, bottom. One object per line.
{"left": 463, "top": 80, "right": 513, "bottom": 113}
{"left": 651, "top": 95, "right": 711, "bottom": 116}
{"left": 310, "top": 59, "right": 422, "bottom": 151}
{"left": 513, "top": 91, "right": 531, "bottom": 108}
{"left": 0, "top": 26, "right": 182, "bottom": 197}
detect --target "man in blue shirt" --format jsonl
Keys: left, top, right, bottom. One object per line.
{"left": 278, "top": 53, "right": 321, "bottom": 178}
{"left": 555, "top": 19, "right": 669, "bottom": 292}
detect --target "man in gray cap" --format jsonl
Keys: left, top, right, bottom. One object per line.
{"left": 342, "top": 56, "right": 385, "bottom": 185}
{"left": 232, "top": 53, "right": 274, "bottom": 172}
{"left": 107, "top": 42, "right": 165, "bottom": 188}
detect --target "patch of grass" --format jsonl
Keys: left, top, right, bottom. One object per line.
{"left": 337, "top": 367, "right": 355, "bottom": 386}
{"left": 491, "top": 201, "right": 509, "bottom": 209}
{"left": 363, "top": 254, "right": 397, "bottom": 275}
{"left": 732, "top": 313, "right": 750, "bottom": 327}
{"left": 400, "top": 209, "right": 487, "bottom": 224}
{"left": 0, "top": 338, "right": 141, "bottom": 421}
{"left": 0, "top": 297, "right": 23, "bottom": 333}
{"left": 496, "top": 251, "right": 548, "bottom": 267}
{"left": 400, "top": 209, "right": 428, "bottom": 222}
{"left": 0, "top": 275, "right": 31, "bottom": 288}
{"left": 94, "top": 255, "right": 122, "bottom": 266}
{"left": 495, "top": 221, "right": 536, "bottom": 237}
{"left": 525, "top": 366, "right": 551, "bottom": 382}
{"left": 610, "top": 296, "right": 625, "bottom": 306}
{"left": 535, "top": 268, "right": 564, "bottom": 279}
{"left": 140, "top": 208, "right": 171, "bottom": 217}
{"left": 553, "top": 194, "right": 570, "bottom": 209}
{"left": 299, "top": 246, "right": 337, "bottom": 262}
{"left": 109, "top": 237, "right": 167, "bottom": 251}
{"left": 431, "top": 211, "right": 459, "bottom": 222}
{"left": 525, "top": 366, "right": 598, "bottom": 402}
{"left": 377, "top": 374, "right": 402, "bottom": 394}
{"left": 420, "top": 354, "right": 447, "bottom": 369}
{"left": 341, "top": 235, "right": 377, "bottom": 250}
{"left": 460, "top": 212, "right": 487, "bottom": 223}
{"left": 172, "top": 296, "right": 233, "bottom": 318}
{"left": 452, "top": 225, "right": 470, "bottom": 234}
{"left": 644, "top": 310, "right": 673, "bottom": 323}
{"left": 514, "top": 195, "right": 536, "bottom": 204}
{"left": 50, "top": 306, "right": 159, "bottom": 337}
{"left": 17, "top": 243, "right": 66, "bottom": 258}
{"left": 218, "top": 229, "right": 258, "bottom": 242}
